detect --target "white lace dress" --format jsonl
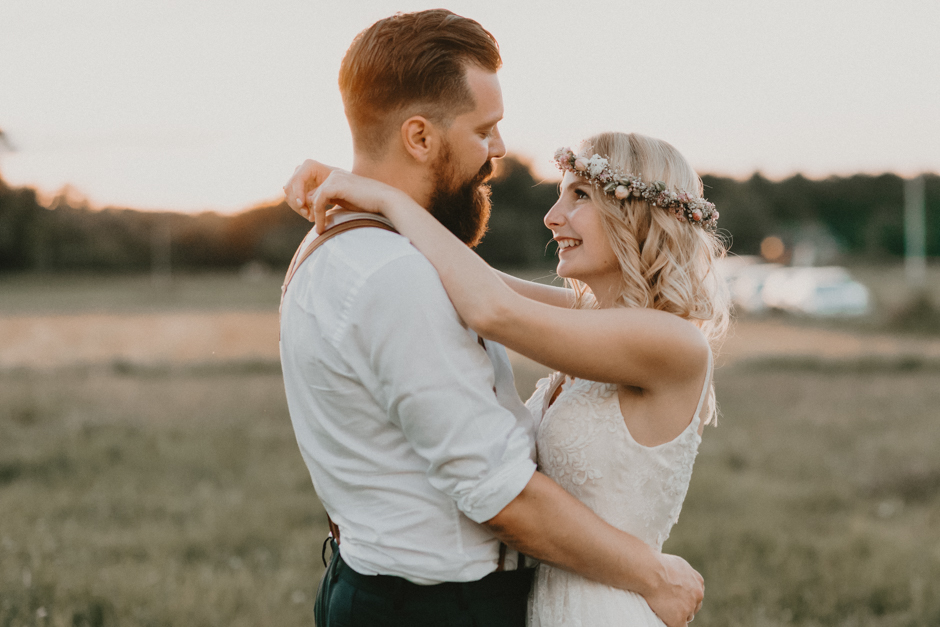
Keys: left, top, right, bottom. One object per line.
{"left": 525, "top": 354, "right": 711, "bottom": 627}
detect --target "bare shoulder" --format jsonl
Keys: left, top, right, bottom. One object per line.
{"left": 606, "top": 307, "right": 710, "bottom": 381}
{"left": 487, "top": 301, "right": 710, "bottom": 392}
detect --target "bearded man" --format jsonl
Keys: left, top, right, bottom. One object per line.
{"left": 280, "top": 10, "right": 703, "bottom": 627}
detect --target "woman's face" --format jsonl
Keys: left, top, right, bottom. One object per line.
{"left": 544, "top": 172, "right": 620, "bottom": 300}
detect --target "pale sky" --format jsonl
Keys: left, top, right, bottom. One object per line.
{"left": 2, "top": 0, "right": 938, "bottom": 213}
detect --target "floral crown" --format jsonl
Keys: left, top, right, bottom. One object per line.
{"left": 553, "top": 147, "right": 719, "bottom": 231}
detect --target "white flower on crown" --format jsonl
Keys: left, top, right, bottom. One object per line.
{"left": 587, "top": 155, "right": 609, "bottom": 177}
{"left": 552, "top": 146, "right": 719, "bottom": 231}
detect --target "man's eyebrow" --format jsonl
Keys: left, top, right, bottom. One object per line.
{"left": 476, "top": 114, "right": 503, "bottom": 129}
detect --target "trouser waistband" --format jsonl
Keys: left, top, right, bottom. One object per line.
{"left": 334, "top": 551, "right": 534, "bottom": 603}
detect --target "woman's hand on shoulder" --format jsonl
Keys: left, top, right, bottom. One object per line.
{"left": 282, "top": 160, "right": 412, "bottom": 234}
{"left": 283, "top": 159, "right": 336, "bottom": 222}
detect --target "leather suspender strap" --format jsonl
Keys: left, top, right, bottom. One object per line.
{"left": 280, "top": 217, "right": 399, "bottom": 337}
{"left": 281, "top": 217, "right": 398, "bottom": 547}
{"left": 328, "top": 517, "right": 342, "bottom": 545}
{"left": 283, "top": 219, "right": 515, "bottom": 574}
{"left": 282, "top": 218, "right": 398, "bottom": 300}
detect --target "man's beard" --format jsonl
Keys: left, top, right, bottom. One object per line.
{"left": 426, "top": 143, "right": 493, "bottom": 248}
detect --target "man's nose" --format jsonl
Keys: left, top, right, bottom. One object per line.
{"left": 489, "top": 128, "right": 506, "bottom": 160}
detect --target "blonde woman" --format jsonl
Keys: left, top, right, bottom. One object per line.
{"left": 289, "top": 132, "right": 729, "bottom": 626}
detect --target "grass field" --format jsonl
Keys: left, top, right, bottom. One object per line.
{"left": 2, "top": 267, "right": 940, "bottom": 626}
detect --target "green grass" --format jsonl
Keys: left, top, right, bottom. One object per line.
{"left": 0, "top": 272, "right": 285, "bottom": 315}
{"left": 0, "top": 368, "right": 325, "bottom": 627}
{"left": 669, "top": 364, "right": 940, "bottom": 626}
{"left": 2, "top": 362, "right": 939, "bottom": 626}
{"left": 3, "top": 265, "right": 940, "bottom": 625}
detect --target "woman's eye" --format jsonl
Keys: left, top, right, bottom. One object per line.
{"left": 574, "top": 189, "right": 589, "bottom": 199}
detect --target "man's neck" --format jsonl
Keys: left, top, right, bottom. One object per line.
{"left": 351, "top": 154, "right": 431, "bottom": 208}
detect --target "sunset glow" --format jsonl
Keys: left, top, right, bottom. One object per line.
{"left": 2, "top": 0, "right": 938, "bottom": 213}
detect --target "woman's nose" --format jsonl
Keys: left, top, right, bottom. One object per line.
{"left": 544, "top": 201, "right": 565, "bottom": 229}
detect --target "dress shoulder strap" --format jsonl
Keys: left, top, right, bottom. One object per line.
{"left": 692, "top": 348, "right": 714, "bottom": 421}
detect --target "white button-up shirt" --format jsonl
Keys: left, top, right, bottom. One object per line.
{"left": 280, "top": 214, "right": 537, "bottom": 585}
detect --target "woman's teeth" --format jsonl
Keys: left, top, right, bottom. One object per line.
{"left": 557, "top": 238, "right": 581, "bottom": 249}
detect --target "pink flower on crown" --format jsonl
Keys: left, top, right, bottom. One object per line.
{"left": 553, "top": 146, "right": 718, "bottom": 231}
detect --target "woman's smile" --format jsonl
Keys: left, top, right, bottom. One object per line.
{"left": 556, "top": 237, "right": 582, "bottom": 252}
{"left": 545, "top": 172, "right": 620, "bottom": 297}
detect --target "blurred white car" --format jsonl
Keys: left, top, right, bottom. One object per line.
{"left": 760, "top": 266, "right": 870, "bottom": 317}
{"left": 721, "top": 259, "right": 783, "bottom": 314}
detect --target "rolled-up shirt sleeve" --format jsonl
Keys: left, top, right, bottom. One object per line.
{"left": 342, "top": 252, "right": 536, "bottom": 523}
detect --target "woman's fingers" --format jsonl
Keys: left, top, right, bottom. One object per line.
{"left": 305, "top": 169, "right": 400, "bottom": 233}
{"left": 283, "top": 160, "right": 336, "bottom": 217}
{"left": 311, "top": 173, "right": 343, "bottom": 234}
{"left": 283, "top": 163, "right": 309, "bottom": 212}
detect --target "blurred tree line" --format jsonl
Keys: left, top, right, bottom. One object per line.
{"left": 0, "top": 158, "right": 937, "bottom": 274}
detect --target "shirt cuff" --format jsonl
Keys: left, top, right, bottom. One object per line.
{"left": 457, "top": 457, "right": 537, "bottom": 524}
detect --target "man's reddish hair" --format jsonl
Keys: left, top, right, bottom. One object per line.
{"left": 339, "top": 10, "right": 501, "bottom": 157}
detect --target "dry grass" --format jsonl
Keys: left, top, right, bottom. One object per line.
{"left": 2, "top": 268, "right": 940, "bottom": 625}
{"left": 0, "top": 272, "right": 284, "bottom": 316}
{"left": 2, "top": 362, "right": 939, "bottom": 626}
{"left": 671, "top": 365, "right": 940, "bottom": 626}
{"left": 0, "top": 368, "right": 326, "bottom": 627}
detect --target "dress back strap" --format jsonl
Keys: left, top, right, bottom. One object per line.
{"left": 692, "top": 349, "right": 714, "bottom": 421}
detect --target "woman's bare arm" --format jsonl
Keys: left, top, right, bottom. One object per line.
{"left": 306, "top": 165, "right": 708, "bottom": 392}
{"left": 285, "top": 160, "right": 575, "bottom": 308}
{"left": 494, "top": 270, "right": 575, "bottom": 308}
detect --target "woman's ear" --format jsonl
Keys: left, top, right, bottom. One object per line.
{"left": 401, "top": 115, "right": 440, "bottom": 164}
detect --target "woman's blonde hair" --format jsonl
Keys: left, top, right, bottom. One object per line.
{"left": 567, "top": 132, "right": 731, "bottom": 423}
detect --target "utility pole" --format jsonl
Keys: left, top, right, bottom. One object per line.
{"left": 904, "top": 175, "right": 926, "bottom": 290}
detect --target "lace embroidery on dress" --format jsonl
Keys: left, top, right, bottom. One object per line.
{"left": 525, "top": 351, "right": 712, "bottom": 627}
{"left": 536, "top": 378, "right": 620, "bottom": 499}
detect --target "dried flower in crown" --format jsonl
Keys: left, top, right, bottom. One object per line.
{"left": 553, "top": 147, "right": 719, "bottom": 232}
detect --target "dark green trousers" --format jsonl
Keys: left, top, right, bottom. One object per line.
{"left": 322, "top": 550, "right": 534, "bottom": 627}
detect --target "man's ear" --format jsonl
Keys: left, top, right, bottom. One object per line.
{"left": 401, "top": 115, "right": 440, "bottom": 164}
